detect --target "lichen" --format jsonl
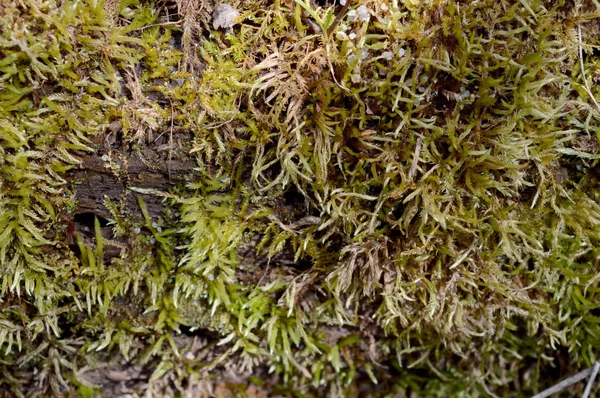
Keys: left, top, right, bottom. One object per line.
{"left": 1, "top": 0, "right": 600, "bottom": 396}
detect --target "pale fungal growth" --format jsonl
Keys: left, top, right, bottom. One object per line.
{"left": 208, "top": 274, "right": 215, "bottom": 281}
{"left": 458, "top": 86, "right": 471, "bottom": 100}
{"left": 101, "top": 154, "right": 109, "bottom": 161}
{"left": 212, "top": 4, "right": 240, "bottom": 30}
{"left": 347, "top": 9, "right": 357, "bottom": 22}
{"left": 382, "top": 51, "right": 393, "bottom": 60}
{"left": 356, "top": 5, "right": 370, "bottom": 21}
{"left": 133, "top": 227, "right": 141, "bottom": 234}
{"left": 398, "top": 47, "right": 406, "bottom": 57}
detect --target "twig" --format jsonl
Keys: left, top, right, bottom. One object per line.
{"left": 531, "top": 361, "right": 600, "bottom": 398}
{"left": 326, "top": 0, "right": 351, "bottom": 37}
{"left": 582, "top": 361, "right": 600, "bottom": 398}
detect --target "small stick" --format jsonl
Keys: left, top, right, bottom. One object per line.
{"left": 326, "top": 0, "right": 351, "bottom": 37}
{"left": 531, "top": 362, "right": 600, "bottom": 398}
{"left": 582, "top": 361, "right": 600, "bottom": 398}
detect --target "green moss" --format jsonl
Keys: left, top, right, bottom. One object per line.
{"left": 1, "top": 0, "right": 600, "bottom": 396}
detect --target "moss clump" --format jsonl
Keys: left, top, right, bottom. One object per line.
{"left": 1, "top": 0, "right": 600, "bottom": 396}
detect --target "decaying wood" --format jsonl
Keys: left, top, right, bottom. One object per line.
{"left": 74, "top": 132, "right": 197, "bottom": 220}
{"left": 68, "top": 131, "right": 198, "bottom": 260}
